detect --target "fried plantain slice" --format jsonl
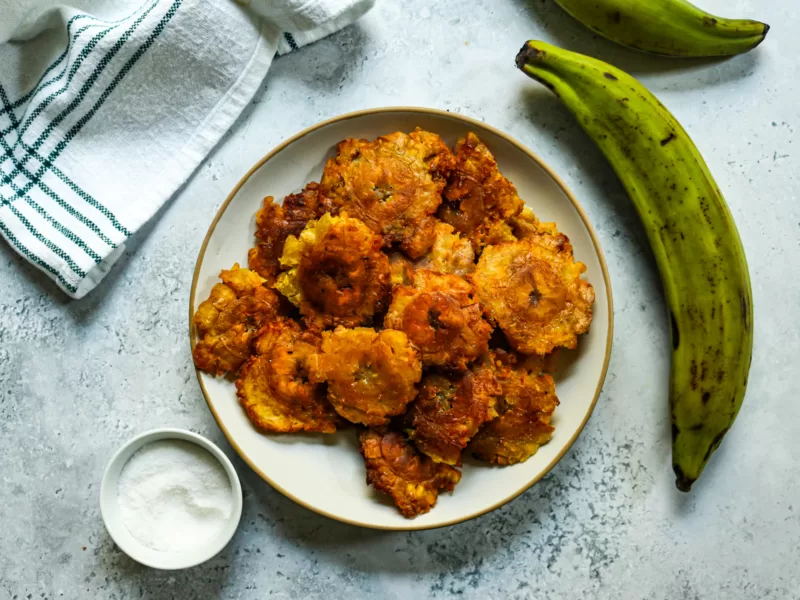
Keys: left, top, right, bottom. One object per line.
{"left": 193, "top": 264, "right": 279, "bottom": 375}
{"left": 388, "top": 222, "right": 476, "bottom": 287}
{"left": 275, "top": 213, "right": 391, "bottom": 329}
{"left": 469, "top": 350, "right": 559, "bottom": 465}
{"left": 509, "top": 205, "right": 565, "bottom": 251}
{"left": 309, "top": 327, "right": 422, "bottom": 426}
{"left": 406, "top": 365, "right": 501, "bottom": 466}
{"left": 438, "top": 132, "right": 523, "bottom": 252}
{"left": 235, "top": 320, "right": 340, "bottom": 433}
{"left": 388, "top": 252, "right": 416, "bottom": 287}
{"left": 359, "top": 428, "right": 461, "bottom": 518}
{"left": 414, "top": 222, "right": 476, "bottom": 276}
{"left": 473, "top": 235, "right": 594, "bottom": 355}
{"left": 320, "top": 129, "right": 455, "bottom": 258}
{"left": 248, "top": 183, "right": 340, "bottom": 284}
{"left": 384, "top": 269, "right": 492, "bottom": 370}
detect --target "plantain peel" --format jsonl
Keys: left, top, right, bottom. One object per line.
{"left": 517, "top": 41, "right": 753, "bottom": 491}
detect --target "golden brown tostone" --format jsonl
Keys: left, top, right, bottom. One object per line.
{"left": 193, "top": 264, "right": 279, "bottom": 375}
{"left": 235, "top": 319, "right": 341, "bottom": 433}
{"left": 469, "top": 350, "right": 560, "bottom": 465}
{"left": 248, "top": 182, "right": 340, "bottom": 284}
{"left": 473, "top": 234, "right": 594, "bottom": 356}
{"left": 359, "top": 428, "right": 461, "bottom": 518}
{"left": 309, "top": 327, "right": 422, "bottom": 426}
{"left": 321, "top": 129, "right": 456, "bottom": 258}
{"left": 406, "top": 365, "right": 501, "bottom": 466}
{"left": 275, "top": 214, "right": 391, "bottom": 329}
{"left": 384, "top": 269, "right": 492, "bottom": 371}
{"left": 438, "top": 132, "right": 524, "bottom": 252}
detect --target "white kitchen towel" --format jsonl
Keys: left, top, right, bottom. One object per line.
{"left": 0, "top": 0, "right": 373, "bottom": 297}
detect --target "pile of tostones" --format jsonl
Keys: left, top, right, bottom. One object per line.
{"left": 192, "top": 129, "right": 595, "bottom": 518}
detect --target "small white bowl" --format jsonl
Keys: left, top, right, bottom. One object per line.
{"left": 100, "top": 428, "right": 243, "bottom": 570}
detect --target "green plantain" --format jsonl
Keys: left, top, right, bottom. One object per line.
{"left": 553, "top": 0, "right": 769, "bottom": 57}
{"left": 516, "top": 41, "right": 753, "bottom": 491}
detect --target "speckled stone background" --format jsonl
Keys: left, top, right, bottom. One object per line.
{"left": 2, "top": 0, "right": 798, "bottom": 598}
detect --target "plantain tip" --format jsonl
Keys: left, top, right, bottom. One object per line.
{"left": 516, "top": 42, "right": 545, "bottom": 70}
{"left": 673, "top": 464, "right": 695, "bottom": 492}
{"left": 749, "top": 22, "right": 770, "bottom": 49}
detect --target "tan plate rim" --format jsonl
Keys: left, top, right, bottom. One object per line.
{"left": 189, "top": 106, "right": 615, "bottom": 531}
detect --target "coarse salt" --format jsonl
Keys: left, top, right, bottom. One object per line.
{"left": 117, "top": 440, "right": 233, "bottom": 553}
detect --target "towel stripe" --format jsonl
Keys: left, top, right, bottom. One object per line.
{"left": 41, "top": 161, "right": 130, "bottom": 237}
{"left": 0, "top": 85, "right": 111, "bottom": 256}
{"left": 1, "top": 13, "right": 134, "bottom": 120}
{"left": 284, "top": 32, "right": 300, "bottom": 51}
{"left": 0, "top": 219, "right": 77, "bottom": 292}
{"left": 48, "top": 0, "right": 184, "bottom": 163}
{"left": 0, "top": 85, "right": 116, "bottom": 247}
{"left": 0, "top": 16, "right": 94, "bottom": 119}
{"left": 20, "top": 0, "right": 182, "bottom": 207}
{"left": 0, "top": 89, "right": 119, "bottom": 248}
{"left": 0, "top": 0, "right": 162, "bottom": 262}
{"left": 27, "top": 0, "right": 161, "bottom": 150}
{"left": 1, "top": 0, "right": 161, "bottom": 151}
{"left": 1, "top": 189, "right": 102, "bottom": 263}
{"left": 0, "top": 0, "right": 162, "bottom": 245}
{"left": 0, "top": 0, "right": 182, "bottom": 290}
{"left": 1, "top": 26, "right": 116, "bottom": 138}
{"left": 0, "top": 89, "right": 101, "bottom": 269}
{"left": 0, "top": 87, "right": 89, "bottom": 274}
{"left": 6, "top": 203, "right": 85, "bottom": 277}
{"left": 1, "top": 160, "right": 117, "bottom": 248}
{"left": 1, "top": 3, "right": 161, "bottom": 120}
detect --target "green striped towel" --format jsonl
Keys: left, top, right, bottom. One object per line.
{"left": 0, "top": 0, "right": 373, "bottom": 297}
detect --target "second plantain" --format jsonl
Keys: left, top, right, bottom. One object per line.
{"left": 553, "top": 0, "right": 769, "bottom": 57}
{"left": 516, "top": 41, "right": 753, "bottom": 492}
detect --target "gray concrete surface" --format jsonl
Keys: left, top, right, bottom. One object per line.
{"left": 2, "top": 0, "right": 798, "bottom": 598}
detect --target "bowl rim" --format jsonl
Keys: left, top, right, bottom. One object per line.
{"left": 188, "top": 106, "right": 614, "bottom": 531}
{"left": 99, "top": 427, "right": 243, "bottom": 569}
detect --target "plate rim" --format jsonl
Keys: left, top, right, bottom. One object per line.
{"left": 189, "top": 106, "right": 615, "bottom": 531}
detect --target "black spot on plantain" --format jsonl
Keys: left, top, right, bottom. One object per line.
{"left": 672, "top": 423, "right": 679, "bottom": 442}
{"left": 609, "top": 10, "right": 621, "bottom": 24}
{"left": 703, "top": 16, "right": 718, "bottom": 27}
{"left": 603, "top": 72, "right": 618, "bottom": 80}
{"left": 670, "top": 311, "right": 680, "bottom": 350}
{"left": 740, "top": 292, "right": 750, "bottom": 331}
{"left": 690, "top": 424, "right": 704, "bottom": 431}
{"left": 702, "top": 427, "right": 730, "bottom": 462}
{"left": 702, "top": 391, "right": 710, "bottom": 404}
{"left": 661, "top": 133, "right": 677, "bottom": 146}
{"left": 690, "top": 360, "right": 698, "bottom": 390}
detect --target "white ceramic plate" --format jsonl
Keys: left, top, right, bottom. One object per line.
{"left": 190, "top": 107, "right": 613, "bottom": 531}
